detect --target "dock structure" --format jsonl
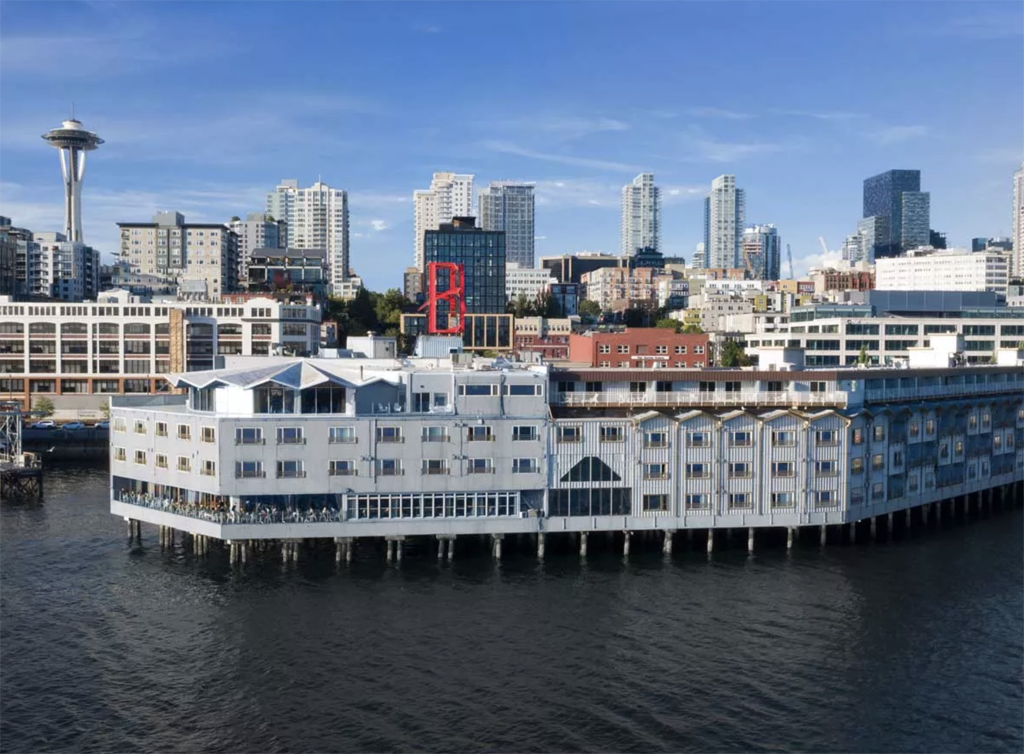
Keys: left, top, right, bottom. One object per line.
{"left": 108, "top": 353, "right": 1024, "bottom": 563}
{"left": 0, "top": 409, "right": 43, "bottom": 501}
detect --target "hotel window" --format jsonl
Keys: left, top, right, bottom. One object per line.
{"left": 113, "top": 446, "right": 127, "bottom": 462}
{"left": 113, "top": 418, "right": 126, "bottom": 433}
{"left": 1007, "top": 433, "right": 1014, "bottom": 449}
{"left": 816, "top": 461, "right": 837, "bottom": 476}
{"left": 422, "top": 426, "right": 448, "bottom": 442}
{"left": 909, "top": 422, "right": 920, "bottom": 438}
{"left": 235, "top": 460, "right": 264, "bottom": 478}
{"left": 600, "top": 426, "right": 624, "bottom": 443}
{"left": 177, "top": 456, "right": 191, "bottom": 473}
{"left": 644, "top": 431, "right": 668, "bottom": 448}
{"left": 954, "top": 439, "right": 964, "bottom": 456}
{"left": 686, "top": 463, "right": 709, "bottom": 478}
{"left": 772, "top": 492, "right": 795, "bottom": 508}
{"left": 557, "top": 426, "right": 582, "bottom": 443}
{"left": 467, "top": 425, "right": 493, "bottom": 442}
{"left": 155, "top": 422, "right": 168, "bottom": 437}
{"left": 630, "top": 381, "right": 648, "bottom": 393}
{"left": 235, "top": 427, "right": 263, "bottom": 445}
{"left": 459, "top": 384, "right": 498, "bottom": 396}
{"left": 908, "top": 475, "right": 919, "bottom": 493}
{"left": 599, "top": 344, "right": 611, "bottom": 354}
{"left": 617, "top": 344, "right": 629, "bottom": 353}
{"left": 685, "top": 493, "right": 708, "bottom": 509}
{"left": 134, "top": 420, "right": 146, "bottom": 435}
{"left": 731, "top": 431, "right": 752, "bottom": 447}
{"left": 277, "top": 427, "right": 304, "bottom": 445}
{"left": 377, "top": 459, "right": 402, "bottom": 476}
{"left": 872, "top": 483, "right": 884, "bottom": 500}
{"left": 969, "top": 414, "right": 978, "bottom": 431}
{"left": 873, "top": 425, "right": 885, "bottom": 442}
{"left": 925, "top": 419, "right": 935, "bottom": 435}
{"left": 177, "top": 424, "right": 191, "bottom": 440}
{"left": 155, "top": 454, "right": 168, "bottom": 469}
{"left": 816, "top": 491, "right": 835, "bottom": 506}
{"left": 468, "top": 458, "right": 493, "bottom": 474}
{"left": 506, "top": 384, "right": 541, "bottom": 396}
{"left": 513, "top": 425, "right": 537, "bottom": 441}
{"left": 642, "top": 494, "right": 668, "bottom": 511}
{"left": 329, "top": 426, "right": 356, "bottom": 443}
{"left": 201, "top": 460, "right": 216, "bottom": 477}
{"left": 851, "top": 457, "right": 864, "bottom": 474}
{"left": 892, "top": 450, "right": 903, "bottom": 467}
{"left": 655, "top": 345, "right": 668, "bottom": 355}
{"left": 599, "top": 361, "right": 611, "bottom": 368}
{"left": 772, "top": 430, "right": 795, "bottom": 446}
{"left": 674, "top": 345, "right": 687, "bottom": 354}
{"left": 422, "top": 459, "right": 448, "bottom": 475}
{"left": 850, "top": 488, "right": 865, "bottom": 505}
{"left": 133, "top": 450, "right": 146, "bottom": 465}
{"left": 772, "top": 461, "right": 795, "bottom": 477}
{"left": 201, "top": 426, "right": 216, "bottom": 443}
{"left": 729, "top": 462, "right": 751, "bottom": 478}
{"left": 329, "top": 460, "right": 356, "bottom": 476}
{"left": 277, "top": 460, "right": 305, "bottom": 478}
{"left": 810, "top": 381, "right": 827, "bottom": 393}
{"left": 871, "top": 454, "right": 884, "bottom": 471}
{"left": 981, "top": 412, "right": 991, "bottom": 430}
{"left": 513, "top": 458, "right": 538, "bottom": 473}
{"left": 694, "top": 345, "right": 705, "bottom": 354}
{"left": 643, "top": 463, "right": 668, "bottom": 479}
{"left": 618, "top": 361, "right": 629, "bottom": 368}
{"left": 688, "top": 431, "right": 709, "bottom": 447}
{"left": 729, "top": 493, "right": 751, "bottom": 508}
{"left": 376, "top": 426, "right": 402, "bottom": 443}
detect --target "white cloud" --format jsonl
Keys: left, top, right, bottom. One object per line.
{"left": 370, "top": 219, "right": 389, "bottom": 232}
{"left": 534, "top": 235, "right": 547, "bottom": 241}
{"left": 676, "top": 129, "right": 784, "bottom": 163}
{"left": 686, "top": 107, "right": 752, "bottom": 120}
{"left": 862, "top": 124, "right": 929, "bottom": 145}
{"left": 532, "top": 179, "right": 621, "bottom": 208}
{"left": 481, "top": 141, "right": 639, "bottom": 173}
{"left": 772, "top": 109, "right": 867, "bottom": 122}
{"left": 663, "top": 185, "right": 706, "bottom": 204}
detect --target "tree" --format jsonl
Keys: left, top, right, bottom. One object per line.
{"left": 100, "top": 400, "right": 110, "bottom": 421}
{"left": 508, "top": 292, "right": 537, "bottom": 318}
{"left": 33, "top": 397, "right": 54, "bottom": 418}
{"left": 230, "top": 215, "right": 241, "bottom": 222}
{"left": 577, "top": 299, "right": 602, "bottom": 322}
{"left": 857, "top": 345, "right": 870, "bottom": 366}
{"left": 681, "top": 323, "right": 704, "bottom": 334}
{"left": 621, "top": 308, "right": 645, "bottom": 328}
{"left": 718, "top": 340, "right": 751, "bottom": 368}
{"left": 655, "top": 318, "right": 682, "bottom": 333}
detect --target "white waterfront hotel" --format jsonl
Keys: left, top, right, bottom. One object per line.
{"left": 109, "top": 342, "right": 1024, "bottom": 558}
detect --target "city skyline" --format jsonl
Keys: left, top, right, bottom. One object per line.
{"left": 1, "top": 2, "right": 1021, "bottom": 291}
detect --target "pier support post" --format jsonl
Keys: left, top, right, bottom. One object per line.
{"left": 747, "top": 527, "right": 755, "bottom": 554}
{"left": 292, "top": 540, "right": 299, "bottom": 562}
{"left": 706, "top": 530, "right": 714, "bottom": 554}
{"left": 241, "top": 542, "right": 248, "bottom": 565}
{"left": 937, "top": 500, "right": 943, "bottom": 526}
{"left": 663, "top": 530, "right": 673, "bottom": 556}
{"left": 335, "top": 538, "right": 343, "bottom": 565}
{"left": 905, "top": 507, "right": 912, "bottom": 532}
{"left": 229, "top": 542, "right": 236, "bottom": 565}
{"left": 622, "top": 531, "right": 631, "bottom": 558}
{"left": 447, "top": 536, "right": 455, "bottom": 560}
{"left": 491, "top": 534, "right": 503, "bottom": 561}
{"left": 922, "top": 504, "right": 929, "bottom": 527}
{"left": 870, "top": 516, "right": 877, "bottom": 540}
{"left": 786, "top": 527, "right": 795, "bottom": 551}
{"left": 579, "top": 532, "right": 588, "bottom": 558}
{"left": 385, "top": 539, "right": 394, "bottom": 563}
{"left": 537, "top": 533, "right": 546, "bottom": 560}
{"left": 849, "top": 521, "right": 856, "bottom": 544}
{"left": 820, "top": 525, "right": 827, "bottom": 547}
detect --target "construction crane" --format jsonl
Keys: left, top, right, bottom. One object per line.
{"left": 786, "top": 243, "right": 795, "bottom": 279}
{"left": 818, "top": 236, "right": 830, "bottom": 256}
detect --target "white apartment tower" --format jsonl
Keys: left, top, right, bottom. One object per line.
{"left": 704, "top": 175, "right": 746, "bottom": 269}
{"left": 1013, "top": 163, "right": 1024, "bottom": 278}
{"left": 620, "top": 173, "right": 661, "bottom": 256}
{"left": 479, "top": 182, "right": 536, "bottom": 268}
{"left": 267, "top": 180, "right": 350, "bottom": 296}
{"left": 413, "top": 172, "right": 474, "bottom": 269}
{"left": 229, "top": 212, "right": 287, "bottom": 284}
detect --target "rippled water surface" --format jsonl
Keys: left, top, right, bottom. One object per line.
{"left": 2, "top": 467, "right": 1022, "bottom": 753}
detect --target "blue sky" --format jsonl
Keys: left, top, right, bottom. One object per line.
{"left": 1, "top": 1, "right": 1021, "bottom": 290}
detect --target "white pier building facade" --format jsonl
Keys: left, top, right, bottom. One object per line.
{"left": 109, "top": 353, "right": 1024, "bottom": 559}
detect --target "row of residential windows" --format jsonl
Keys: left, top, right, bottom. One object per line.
{"left": 641, "top": 461, "right": 841, "bottom": 479}
{"left": 455, "top": 384, "right": 543, "bottom": 396}
{"left": 556, "top": 427, "right": 841, "bottom": 446}
{"left": 641, "top": 490, "right": 839, "bottom": 511}
{"left": 597, "top": 344, "right": 705, "bottom": 355}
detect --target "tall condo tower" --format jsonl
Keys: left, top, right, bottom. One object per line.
{"left": 1013, "top": 163, "right": 1024, "bottom": 278}
{"left": 413, "top": 172, "right": 474, "bottom": 270}
{"left": 267, "top": 179, "right": 349, "bottom": 296}
{"left": 41, "top": 117, "right": 104, "bottom": 244}
{"left": 704, "top": 175, "right": 745, "bottom": 269}
{"left": 479, "top": 181, "right": 535, "bottom": 268}
{"left": 620, "top": 173, "right": 661, "bottom": 256}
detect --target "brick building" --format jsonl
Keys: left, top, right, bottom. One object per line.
{"left": 568, "top": 328, "right": 710, "bottom": 368}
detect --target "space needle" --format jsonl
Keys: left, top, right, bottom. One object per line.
{"left": 41, "top": 116, "right": 104, "bottom": 243}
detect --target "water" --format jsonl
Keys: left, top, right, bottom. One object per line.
{"left": 1, "top": 467, "right": 1022, "bottom": 754}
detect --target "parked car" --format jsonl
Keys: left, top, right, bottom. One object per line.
{"left": 30, "top": 420, "right": 56, "bottom": 429}
{"left": 61, "top": 422, "right": 86, "bottom": 430}
{"left": 93, "top": 421, "right": 110, "bottom": 429}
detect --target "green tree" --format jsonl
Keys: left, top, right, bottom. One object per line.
{"left": 621, "top": 308, "right": 645, "bottom": 328}
{"left": 655, "top": 318, "right": 682, "bottom": 333}
{"left": 375, "top": 288, "right": 408, "bottom": 330}
{"left": 100, "top": 400, "right": 110, "bottom": 421}
{"left": 681, "top": 323, "right": 704, "bottom": 334}
{"left": 33, "top": 396, "right": 55, "bottom": 418}
{"left": 508, "top": 292, "right": 537, "bottom": 318}
{"left": 857, "top": 345, "right": 870, "bottom": 365}
{"left": 577, "top": 299, "right": 602, "bottom": 322}
{"left": 718, "top": 340, "right": 751, "bottom": 368}
{"left": 230, "top": 215, "right": 241, "bottom": 222}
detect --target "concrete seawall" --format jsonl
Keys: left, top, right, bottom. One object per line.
{"left": 22, "top": 428, "right": 108, "bottom": 461}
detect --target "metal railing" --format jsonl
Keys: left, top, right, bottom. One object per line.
{"left": 865, "top": 382, "right": 1023, "bottom": 402}
{"left": 553, "top": 391, "right": 847, "bottom": 408}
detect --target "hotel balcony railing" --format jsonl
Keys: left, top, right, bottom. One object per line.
{"left": 865, "top": 382, "right": 1022, "bottom": 403}
{"left": 553, "top": 390, "right": 848, "bottom": 408}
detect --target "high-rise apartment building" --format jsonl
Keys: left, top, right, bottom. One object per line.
{"left": 862, "top": 169, "right": 929, "bottom": 258}
{"left": 266, "top": 180, "right": 350, "bottom": 297}
{"left": 479, "top": 182, "right": 535, "bottom": 268}
{"left": 842, "top": 233, "right": 864, "bottom": 263}
{"left": 0, "top": 217, "right": 26, "bottom": 297}
{"left": 856, "top": 215, "right": 889, "bottom": 264}
{"left": 740, "top": 224, "right": 782, "bottom": 280}
{"left": 423, "top": 217, "right": 505, "bottom": 330}
{"left": 30, "top": 231, "right": 101, "bottom": 301}
{"left": 413, "top": 173, "right": 474, "bottom": 270}
{"left": 704, "top": 175, "right": 745, "bottom": 269}
{"left": 620, "top": 173, "right": 661, "bottom": 257}
{"left": 230, "top": 212, "right": 287, "bottom": 284}
{"left": 691, "top": 242, "right": 706, "bottom": 270}
{"left": 1013, "top": 163, "right": 1024, "bottom": 278}
{"left": 116, "top": 211, "right": 238, "bottom": 296}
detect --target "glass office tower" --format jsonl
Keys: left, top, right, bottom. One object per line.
{"left": 862, "top": 169, "right": 927, "bottom": 258}
{"left": 424, "top": 217, "right": 506, "bottom": 330}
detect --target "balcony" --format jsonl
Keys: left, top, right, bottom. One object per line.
{"left": 554, "top": 390, "right": 848, "bottom": 409}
